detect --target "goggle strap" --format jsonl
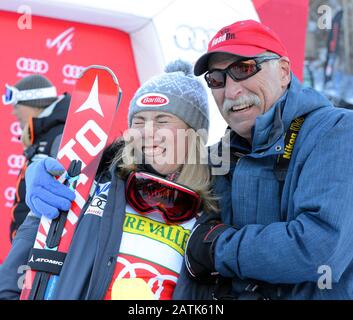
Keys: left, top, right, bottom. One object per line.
{"left": 16, "top": 86, "right": 57, "bottom": 102}
{"left": 2, "top": 84, "right": 57, "bottom": 105}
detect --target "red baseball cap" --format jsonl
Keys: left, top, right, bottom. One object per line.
{"left": 194, "top": 19, "right": 289, "bottom": 76}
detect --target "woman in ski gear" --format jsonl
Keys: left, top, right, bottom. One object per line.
{"left": 0, "top": 60, "right": 218, "bottom": 300}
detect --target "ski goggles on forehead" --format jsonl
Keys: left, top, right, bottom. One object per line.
{"left": 2, "top": 84, "right": 57, "bottom": 106}
{"left": 204, "top": 55, "right": 280, "bottom": 89}
{"left": 126, "top": 171, "right": 201, "bottom": 224}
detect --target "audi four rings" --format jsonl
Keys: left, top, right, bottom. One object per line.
{"left": 16, "top": 57, "right": 49, "bottom": 74}
{"left": 174, "top": 25, "right": 217, "bottom": 52}
{"left": 62, "top": 64, "right": 85, "bottom": 79}
{"left": 16, "top": 57, "right": 86, "bottom": 80}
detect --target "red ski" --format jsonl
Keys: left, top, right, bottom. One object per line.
{"left": 20, "top": 65, "right": 122, "bottom": 300}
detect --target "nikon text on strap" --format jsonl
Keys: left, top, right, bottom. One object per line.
{"left": 274, "top": 115, "right": 306, "bottom": 207}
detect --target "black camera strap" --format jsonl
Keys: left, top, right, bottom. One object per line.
{"left": 274, "top": 115, "right": 306, "bottom": 204}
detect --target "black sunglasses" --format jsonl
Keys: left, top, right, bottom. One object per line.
{"left": 204, "top": 55, "right": 280, "bottom": 89}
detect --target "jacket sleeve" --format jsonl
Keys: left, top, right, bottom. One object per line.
{"left": 214, "top": 114, "right": 353, "bottom": 284}
{"left": 0, "top": 214, "right": 39, "bottom": 299}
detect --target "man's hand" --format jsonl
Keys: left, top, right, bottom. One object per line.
{"left": 185, "top": 214, "right": 232, "bottom": 282}
{"left": 25, "top": 157, "right": 76, "bottom": 219}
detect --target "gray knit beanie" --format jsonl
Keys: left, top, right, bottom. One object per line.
{"left": 128, "top": 60, "right": 209, "bottom": 135}
{"left": 14, "top": 74, "right": 57, "bottom": 108}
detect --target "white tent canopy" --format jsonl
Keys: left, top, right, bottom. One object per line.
{"left": 1, "top": 0, "right": 259, "bottom": 144}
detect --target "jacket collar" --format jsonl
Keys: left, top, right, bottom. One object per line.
{"left": 251, "top": 89, "right": 287, "bottom": 153}
{"left": 31, "top": 93, "right": 70, "bottom": 139}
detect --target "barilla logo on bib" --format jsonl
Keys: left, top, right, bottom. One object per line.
{"left": 136, "top": 93, "right": 169, "bottom": 107}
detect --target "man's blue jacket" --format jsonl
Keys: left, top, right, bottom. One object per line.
{"left": 210, "top": 75, "right": 353, "bottom": 299}
{"left": 174, "top": 75, "right": 353, "bottom": 299}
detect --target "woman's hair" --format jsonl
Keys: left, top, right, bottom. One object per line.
{"left": 110, "top": 129, "right": 219, "bottom": 214}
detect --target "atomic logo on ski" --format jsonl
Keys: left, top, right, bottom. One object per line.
{"left": 75, "top": 76, "right": 104, "bottom": 116}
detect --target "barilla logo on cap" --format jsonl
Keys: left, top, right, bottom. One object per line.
{"left": 210, "top": 28, "right": 235, "bottom": 48}
{"left": 136, "top": 93, "right": 169, "bottom": 107}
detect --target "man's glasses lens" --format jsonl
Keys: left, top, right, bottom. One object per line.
{"left": 205, "top": 60, "right": 258, "bottom": 88}
{"left": 229, "top": 60, "right": 258, "bottom": 79}
{"left": 205, "top": 72, "right": 225, "bottom": 88}
{"left": 205, "top": 56, "right": 279, "bottom": 88}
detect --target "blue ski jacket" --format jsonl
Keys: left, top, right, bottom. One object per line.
{"left": 0, "top": 143, "right": 206, "bottom": 300}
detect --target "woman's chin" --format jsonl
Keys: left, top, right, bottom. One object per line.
{"left": 149, "top": 163, "right": 181, "bottom": 176}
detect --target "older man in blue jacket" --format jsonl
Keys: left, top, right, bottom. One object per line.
{"left": 180, "top": 20, "right": 353, "bottom": 299}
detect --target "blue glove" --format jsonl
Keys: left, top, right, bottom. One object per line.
{"left": 25, "top": 157, "right": 76, "bottom": 219}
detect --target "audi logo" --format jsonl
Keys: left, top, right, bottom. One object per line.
{"left": 5, "top": 187, "right": 16, "bottom": 201}
{"left": 174, "top": 25, "right": 216, "bottom": 53}
{"left": 62, "top": 64, "right": 85, "bottom": 79}
{"left": 8, "top": 154, "right": 26, "bottom": 170}
{"left": 16, "top": 57, "right": 49, "bottom": 74}
{"left": 10, "top": 122, "right": 22, "bottom": 136}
